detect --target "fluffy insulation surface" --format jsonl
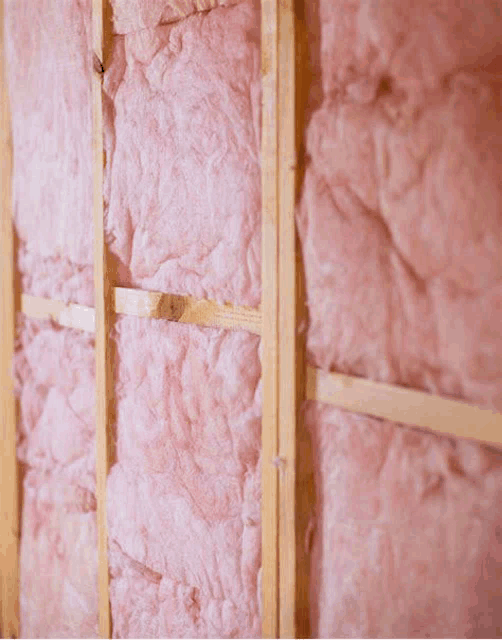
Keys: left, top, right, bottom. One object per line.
{"left": 300, "top": 0, "right": 502, "bottom": 636}
{"left": 7, "top": 0, "right": 502, "bottom": 637}
{"left": 102, "top": 2, "right": 263, "bottom": 637}
{"left": 104, "top": 0, "right": 262, "bottom": 307}
{"left": 108, "top": 318, "right": 262, "bottom": 637}
{"left": 8, "top": 0, "right": 263, "bottom": 637}
{"left": 5, "top": 0, "right": 94, "bottom": 307}
{"left": 14, "top": 318, "right": 98, "bottom": 638}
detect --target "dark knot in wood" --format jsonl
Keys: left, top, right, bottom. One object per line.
{"left": 93, "top": 52, "right": 105, "bottom": 75}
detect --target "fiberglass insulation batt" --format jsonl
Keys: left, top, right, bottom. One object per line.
{"left": 5, "top": 0, "right": 99, "bottom": 637}
{"left": 300, "top": 0, "right": 502, "bottom": 636}
{"left": 5, "top": 0, "right": 502, "bottom": 637}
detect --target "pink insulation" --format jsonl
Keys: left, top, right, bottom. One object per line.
{"left": 5, "top": 0, "right": 94, "bottom": 308}
{"left": 6, "top": 0, "right": 99, "bottom": 636}
{"left": 107, "top": 318, "right": 261, "bottom": 637}
{"left": 102, "top": 1, "right": 263, "bottom": 636}
{"left": 6, "top": 0, "right": 502, "bottom": 637}
{"left": 103, "top": 0, "right": 262, "bottom": 306}
{"left": 307, "top": 404, "right": 502, "bottom": 638}
{"left": 14, "top": 319, "right": 98, "bottom": 637}
{"left": 111, "top": 0, "right": 241, "bottom": 35}
{"left": 300, "top": 0, "right": 502, "bottom": 636}
{"left": 300, "top": 0, "right": 502, "bottom": 408}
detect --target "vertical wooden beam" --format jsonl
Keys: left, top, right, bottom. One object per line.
{"left": 278, "top": 0, "right": 297, "bottom": 637}
{"left": 92, "top": 1, "right": 112, "bottom": 637}
{"left": 262, "top": 0, "right": 297, "bottom": 636}
{"left": 0, "top": 2, "right": 20, "bottom": 637}
{"left": 261, "top": 0, "right": 279, "bottom": 636}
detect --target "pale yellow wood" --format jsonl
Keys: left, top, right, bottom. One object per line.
{"left": 261, "top": 0, "right": 280, "bottom": 635}
{"left": 277, "top": 0, "right": 297, "bottom": 637}
{"left": 21, "top": 294, "right": 96, "bottom": 333}
{"left": 20, "top": 289, "right": 260, "bottom": 335}
{"left": 19, "top": 292, "right": 502, "bottom": 450}
{"left": 0, "top": 1, "right": 20, "bottom": 636}
{"left": 307, "top": 367, "right": 502, "bottom": 447}
{"left": 92, "top": 0, "right": 112, "bottom": 636}
{"left": 114, "top": 287, "right": 261, "bottom": 335}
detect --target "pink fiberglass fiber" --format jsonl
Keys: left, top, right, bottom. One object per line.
{"left": 5, "top": 0, "right": 502, "bottom": 637}
{"left": 300, "top": 0, "right": 502, "bottom": 637}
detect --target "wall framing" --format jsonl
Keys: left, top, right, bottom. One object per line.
{"left": 1, "top": 2, "right": 502, "bottom": 639}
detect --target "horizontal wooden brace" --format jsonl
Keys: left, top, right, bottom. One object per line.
{"left": 114, "top": 287, "right": 262, "bottom": 334}
{"left": 19, "top": 291, "right": 502, "bottom": 449}
{"left": 20, "top": 289, "right": 261, "bottom": 335}
{"left": 21, "top": 294, "right": 96, "bottom": 333}
{"left": 306, "top": 367, "right": 502, "bottom": 446}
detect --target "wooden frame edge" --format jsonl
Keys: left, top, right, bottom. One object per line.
{"left": 261, "top": 0, "right": 280, "bottom": 635}
{"left": 92, "top": 0, "right": 112, "bottom": 636}
{"left": 0, "top": 1, "right": 20, "bottom": 635}
{"left": 278, "top": 0, "right": 297, "bottom": 636}
{"left": 19, "top": 292, "right": 502, "bottom": 450}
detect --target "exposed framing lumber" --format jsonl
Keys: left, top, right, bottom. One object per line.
{"left": 0, "top": 1, "right": 20, "bottom": 636}
{"left": 262, "top": 0, "right": 299, "bottom": 635}
{"left": 261, "top": 0, "right": 280, "bottom": 635}
{"left": 92, "top": 0, "right": 112, "bottom": 636}
{"left": 277, "top": 0, "right": 297, "bottom": 637}
{"left": 307, "top": 367, "right": 502, "bottom": 445}
{"left": 21, "top": 294, "right": 96, "bottom": 333}
{"left": 20, "top": 291, "right": 502, "bottom": 450}
{"left": 20, "top": 289, "right": 261, "bottom": 335}
{"left": 7, "top": 0, "right": 501, "bottom": 636}
{"left": 114, "top": 287, "right": 262, "bottom": 334}
{"left": 20, "top": 290, "right": 261, "bottom": 335}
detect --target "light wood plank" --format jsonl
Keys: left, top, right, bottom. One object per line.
{"left": 92, "top": 0, "right": 112, "bottom": 636}
{"left": 307, "top": 367, "right": 502, "bottom": 447}
{"left": 19, "top": 292, "right": 502, "bottom": 450}
{"left": 114, "top": 287, "right": 261, "bottom": 334}
{"left": 277, "top": 0, "right": 297, "bottom": 637}
{"left": 21, "top": 294, "right": 96, "bottom": 333}
{"left": 261, "top": 0, "right": 280, "bottom": 635}
{"left": 20, "top": 289, "right": 260, "bottom": 336}
{"left": 0, "top": 1, "right": 20, "bottom": 636}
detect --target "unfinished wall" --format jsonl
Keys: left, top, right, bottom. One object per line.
{"left": 4, "top": 0, "right": 502, "bottom": 637}
{"left": 103, "top": 2, "right": 262, "bottom": 636}
{"left": 300, "top": 0, "right": 502, "bottom": 636}
{"left": 5, "top": 0, "right": 98, "bottom": 636}
{"left": 6, "top": 0, "right": 263, "bottom": 637}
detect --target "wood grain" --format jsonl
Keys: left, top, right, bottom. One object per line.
{"left": 0, "top": 1, "right": 20, "bottom": 636}
{"left": 92, "top": 0, "right": 112, "bottom": 636}
{"left": 307, "top": 367, "right": 502, "bottom": 447}
{"left": 278, "top": 0, "right": 297, "bottom": 636}
{"left": 261, "top": 0, "right": 280, "bottom": 635}
{"left": 19, "top": 292, "right": 502, "bottom": 450}
{"left": 20, "top": 289, "right": 261, "bottom": 335}
{"left": 114, "top": 287, "right": 261, "bottom": 334}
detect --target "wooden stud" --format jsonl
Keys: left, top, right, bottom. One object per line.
{"left": 0, "top": 1, "right": 20, "bottom": 636}
{"left": 261, "top": 0, "right": 280, "bottom": 635}
{"left": 262, "top": 0, "right": 299, "bottom": 634}
{"left": 7, "top": 0, "right": 502, "bottom": 634}
{"left": 92, "top": 0, "right": 112, "bottom": 636}
{"left": 278, "top": 0, "right": 297, "bottom": 637}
